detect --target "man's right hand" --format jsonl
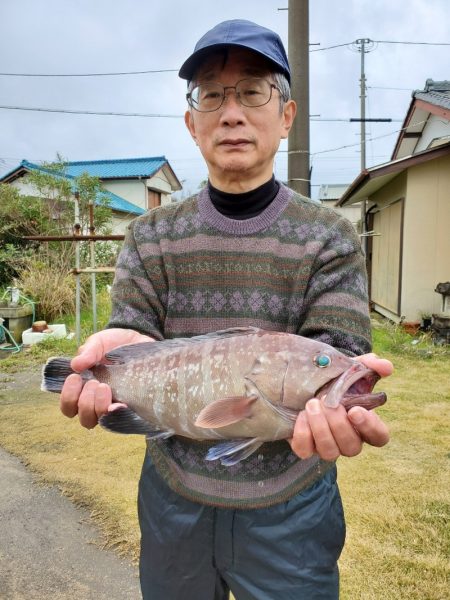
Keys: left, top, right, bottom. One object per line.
{"left": 60, "top": 328, "right": 155, "bottom": 429}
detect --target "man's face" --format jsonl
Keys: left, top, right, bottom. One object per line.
{"left": 184, "top": 48, "right": 296, "bottom": 192}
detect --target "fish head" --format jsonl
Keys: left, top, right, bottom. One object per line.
{"left": 281, "top": 344, "right": 358, "bottom": 409}
{"left": 246, "top": 335, "right": 387, "bottom": 412}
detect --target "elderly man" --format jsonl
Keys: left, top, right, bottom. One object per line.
{"left": 60, "top": 20, "right": 391, "bottom": 600}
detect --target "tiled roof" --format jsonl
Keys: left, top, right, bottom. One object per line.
{"left": 414, "top": 90, "right": 450, "bottom": 111}
{"left": 413, "top": 79, "right": 450, "bottom": 111}
{"left": 0, "top": 160, "right": 144, "bottom": 215}
{"left": 64, "top": 156, "right": 168, "bottom": 179}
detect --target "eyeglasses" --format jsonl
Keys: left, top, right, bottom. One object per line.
{"left": 186, "top": 78, "right": 282, "bottom": 112}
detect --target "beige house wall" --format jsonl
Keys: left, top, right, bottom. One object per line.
{"left": 102, "top": 179, "right": 147, "bottom": 210}
{"left": 104, "top": 168, "right": 173, "bottom": 210}
{"left": 367, "top": 158, "right": 450, "bottom": 322}
{"left": 401, "top": 155, "right": 450, "bottom": 320}
{"left": 369, "top": 172, "right": 407, "bottom": 322}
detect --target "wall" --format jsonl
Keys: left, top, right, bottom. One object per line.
{"left": 369, "top": 172, "right": 407, "bottom": 322}
{"left": 102, "top": 179, "right": 147, "bottom": 210}
{"left": 401, "top": 154, "right": 450, "bottom": 320}
{"left": 103, "top": 168, "right": 173, "bottom": 210}
{"left": 414, "top": 114, "right": 450, "bottom": 153}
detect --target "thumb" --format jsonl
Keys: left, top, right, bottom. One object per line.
{"left": 71, "top": 338, "right": 104, "bottom": 372}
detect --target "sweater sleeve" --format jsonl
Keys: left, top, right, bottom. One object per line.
{"left": 298, "top": 215, "right": 372, "bottom": 357}
{"left": 106, "top": 220, "right": 165, "bottom": 340}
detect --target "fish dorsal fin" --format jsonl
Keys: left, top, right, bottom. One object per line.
{"left": 195, "top": 394, "right": 258, "bottom": 429}
{"left": 105, "top": 326, "right": 262, "bottom": 364}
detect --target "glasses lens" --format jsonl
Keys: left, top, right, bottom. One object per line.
{"left": 237, "top": 79, "right": 272, "bottom": 107}
{"left": 190, "top": 83, "right": 224, "bottom": 112}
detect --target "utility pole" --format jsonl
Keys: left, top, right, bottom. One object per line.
{"left": 354, "top": 38, "right": 373, "bottom": 254}
{"left": 288, "top": 0, "right": 310, "bottom": 197}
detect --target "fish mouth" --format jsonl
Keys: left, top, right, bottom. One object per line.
{"left": 316, "top": 363, "right": 387, "bottom": 411}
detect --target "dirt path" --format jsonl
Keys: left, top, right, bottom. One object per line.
{"left": 0, "top": 447, "right": 142, "bottom": 600}
{"left": 0, "top": 366, "right": 141, "bottom": 600}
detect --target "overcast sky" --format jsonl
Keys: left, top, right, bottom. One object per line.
{"left": 1, "top": 0, "right": 449, "bottom": 199}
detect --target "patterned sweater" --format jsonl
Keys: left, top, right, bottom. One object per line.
{"left": 107, "top": 183, "right": 371, "bottom": 508}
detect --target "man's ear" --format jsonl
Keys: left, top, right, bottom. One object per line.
{"left": 185, "top": 110, "right": 197, "bottom": 143}
{"left": 280, "top": 100, "right": 297, "bottom": 139}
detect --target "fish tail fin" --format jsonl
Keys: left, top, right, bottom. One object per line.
{"left": 41, "top": 357, "right": 92, "bottom": 393}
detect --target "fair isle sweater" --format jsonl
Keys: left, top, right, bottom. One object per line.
{"left": 107, "top": 183, "right": 372, "bottom": 509}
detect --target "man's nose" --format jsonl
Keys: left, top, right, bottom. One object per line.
{"left": 219, "top": 90, "right": 246, "bottom": 124}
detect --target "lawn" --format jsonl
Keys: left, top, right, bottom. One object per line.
{"left": 0, "top": 311, "right": 448, "bottom": 599}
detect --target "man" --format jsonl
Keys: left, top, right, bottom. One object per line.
{"left": 60, "top": 20, "right": 391, "bottom": 600}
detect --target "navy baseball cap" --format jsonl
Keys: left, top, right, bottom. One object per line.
{"left": 179, "top": 19, "right": 291, "bottom": 84}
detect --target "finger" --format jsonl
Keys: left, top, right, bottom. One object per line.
{"left": 94, "top": 383, "right": 112, "bottom": 419}
{"left": 322, "top": 403, "right": 363, "bottom": 457}
{"left": 289, "top": 411, "right": 316, "bottom": 459}
{"left": 71, "top": 340, "right": 104, "bottom": 373}
{"left": 355, "top": 353, "right": 394, "bottom": 378}
{"left": 347, "top": 407, "right": 390, "bottom": 447}
{"left": 304, "top": 398, "right": 340, "bottom": 461}
{"left": 60, "top": 373, "right": 83, "bottom": 418}
{"left": 77, "top": 380, "right": 101, "bottom": 429}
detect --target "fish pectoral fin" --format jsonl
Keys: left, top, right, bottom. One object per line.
{"left": 99, "top": 406, "right": 173, "bottom": 439}
{"left": 270, "top": 404, "right": 299, "bottom": 423}
{"left": 194, "top": 394, "right": 258, "bottom": 429}
{"left": 206, "top": 438, "right": 263, "bottom": 466}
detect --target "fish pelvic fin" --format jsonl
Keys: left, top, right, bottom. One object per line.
{"left": 206, "top": 438, "right": 263, "bottom": 466}
{"left": 99, "top": 405, "right": 174, "bottom": 439}
{"left": 194, "top": 394, "right": 258, "bottom": 429}
{"left": 41, "top": 357, "right": 93, "bottom": 393}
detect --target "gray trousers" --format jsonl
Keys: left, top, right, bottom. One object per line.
{"left": 138, "top": 452, "right": 345, "bottom": 600}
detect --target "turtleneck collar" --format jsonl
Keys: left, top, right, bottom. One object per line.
{"left": 208, "top": 176, "right": 280, "bottom": 220}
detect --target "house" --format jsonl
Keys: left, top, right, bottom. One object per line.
{"left": 0, "top": 156, "right": 183, "bottom": 234}
{"left": 317, "top": 183, "right": 361, "bottom": 229}
{"left": 337, "top": 79, "right": 450, "bottom": 324}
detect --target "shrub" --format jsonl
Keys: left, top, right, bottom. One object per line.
{"left": 16, "top": 260, "right": 87, "bottom": 322}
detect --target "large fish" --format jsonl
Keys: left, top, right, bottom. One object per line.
{"left": 42, "top": 327, "right": 386, "bottom": 465}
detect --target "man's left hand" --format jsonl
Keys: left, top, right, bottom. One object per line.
{"left": 289, "top": 353, "right": 392, "bottom": 461}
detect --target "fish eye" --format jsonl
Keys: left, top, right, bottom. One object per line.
{"left": 314, "top": 353, "right": 332, "bottom": 368}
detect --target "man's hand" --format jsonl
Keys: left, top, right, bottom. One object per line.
{"left": 60, "top": 328, "right": 155, "bottom": 429}
{"left": 289, "top": 353, "right": 392, "bottom": 461}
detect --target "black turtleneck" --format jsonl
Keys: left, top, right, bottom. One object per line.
{"left": 208, "top": 176, "right": 280, "bottom": 220}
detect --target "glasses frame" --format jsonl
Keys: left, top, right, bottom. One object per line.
{"left": 186, "top": 77, "right": 281, "bottom": 113}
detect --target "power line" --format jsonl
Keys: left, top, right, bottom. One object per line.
{"left": 310, "top": 42, "right": 351, "bottom": 52}
{"left": 0, "top": 38, "right": 446, "bottom": 78}
{"left": 281, "top": 118, "right": 429, "bottom": 156}
{"left": 0, "top": 104, "right": 403, "bottom": 121}
{"left": 0, "top": 105, "right": 184, "bottom": 118}
{"left": 0, "top": 68, "right": 178, "bottom": 77}
{"left": 373, "top": 39, "right": 450, "bottom": 46}
{"left": 368, "top": 86, "right": 413, "bottom": 91}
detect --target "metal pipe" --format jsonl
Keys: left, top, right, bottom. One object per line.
{"left": 23, "top": 234, "right": 124, "bottom": 241}
{"left": 74, "top": 193, "right": 81, "bottom": 345}
{"left": 89, "top": 203, "right": 97, "bottom": 333}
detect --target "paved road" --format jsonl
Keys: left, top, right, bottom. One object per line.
{"left": 0, "top": 447, "right": 141, "bottom": 600}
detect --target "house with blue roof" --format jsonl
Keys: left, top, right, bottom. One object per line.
{"left": 0, "top": 156, "right": 182, "bottom": 233}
